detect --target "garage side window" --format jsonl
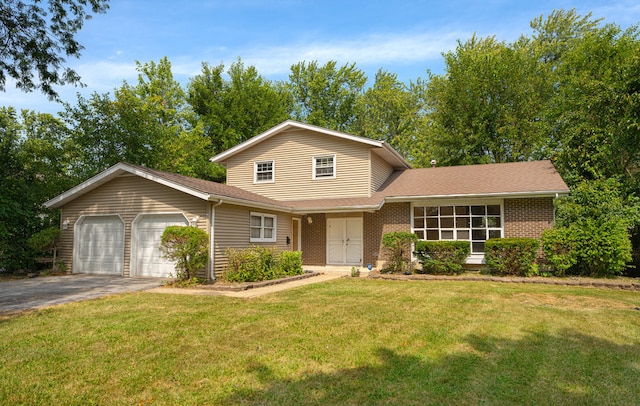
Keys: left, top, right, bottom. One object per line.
{"left": 250, "top": 213, "right": 277, "bottom": 242}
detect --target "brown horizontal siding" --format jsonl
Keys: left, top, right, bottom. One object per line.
{"left": 226, "top": 128, "right": 372, "bottom": 200}
{"left": 58, "top": 175, "right": 208, "bottom": 277}
{"left": 212, "top": 204, "right": 293, "bottom": 278}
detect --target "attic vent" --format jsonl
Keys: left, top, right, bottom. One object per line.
{"left": 430, "top": 159, "right": 437, "bottom": 168}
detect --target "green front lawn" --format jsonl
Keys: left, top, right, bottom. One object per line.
{"left": 1, "top": 279, "right": 639, "bottom": 405}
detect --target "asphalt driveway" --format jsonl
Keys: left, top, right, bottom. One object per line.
{"left": 0, "top": 274, "right": 163, "bottom": 315}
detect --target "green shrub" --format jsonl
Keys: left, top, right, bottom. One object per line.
{"left": 27, "top": 227, "right": 61, "bottom": 272}
{"left": 224, "top": 246, "right": 303, "bottom": 282}
{"left": 382, "top": 231, "right": 418, "bottom": 273}
{"left": 414, "top": 240, "right": 470, "bottom": 275}
{"left": 541, "top": 227, "right": 577, "bottom": 276}
{"left": 543, "top": 219, "right": 631, "bottom": 277}
{"left": 484, "top": 238, "right": 539, "bottom": 276}
{"left": 160, "top": 226, "right": 209, "bottom": 281}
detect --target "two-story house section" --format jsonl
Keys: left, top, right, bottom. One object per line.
{"left": 45, "top": 120, "right": 570, "bottom": 280}
{"left": 211, "top": 121, "right": 410, "bottom": 201}
{"left": 210, "top": 121, "right": 412, "bottom": 268}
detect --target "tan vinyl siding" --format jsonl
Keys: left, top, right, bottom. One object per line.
{"left": 226, "top": 128, "right": 372, "bottom": 200}
{"left": 213, "top": 203, "right": 292, "bottom": 277}
{"left": 58, "top": 175, "right": 208, "bottom": 277}
{"left": 370, "top": 151, "right": 394, "bottom": 193}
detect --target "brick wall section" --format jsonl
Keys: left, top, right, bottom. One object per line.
{"left": 504, "top": 197, "right": 555, "bottom": 260}
{"left": 503, "top": 197, "right": 555, "bottom": 238}
{"left": 301, "top": 213, "right": 326, "bottom": 265}
{"left": 363, "top": 202, "right": 411, "bottom": 268}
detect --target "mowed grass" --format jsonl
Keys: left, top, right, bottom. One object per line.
{"left": 1, "top": 279, "right": 639, "bottom": 405}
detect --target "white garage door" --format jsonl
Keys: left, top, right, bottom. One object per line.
{"left": 133, "top": 214, "right": 189, "bottom": 277}
{"left": 76, "top": 215, "right": 125, "bottom": 274}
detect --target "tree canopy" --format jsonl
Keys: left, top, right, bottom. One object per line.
{"left": 0, "top": 0, "right": 109, "bottom": 99}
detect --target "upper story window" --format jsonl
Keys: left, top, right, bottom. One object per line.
{"left": 254, "top": 160, "right": 274, "bottom": 183}
{"left": 250, "top": 212, "right": 277, "bottom": 242}
{"left": 313, "top": 154, "right": 336, "bottom": 179}
{"left": 412, "top": 204, "right": 503, "bottom": 254}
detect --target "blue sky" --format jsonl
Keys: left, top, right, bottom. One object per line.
{"left": 2, "top": 0, "right": 639, "bottom": 114}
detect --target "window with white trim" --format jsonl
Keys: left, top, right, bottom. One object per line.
{"left": 254, "top": 160, "right": 274, "bottom": 183}
{"left": 250, "top": 213, "right": 277, "bottom": 242}
{"left": 412, "top": 204, "right": 502, "bottom": 253}
{"left": 313, "top": 154, "right": 336, "bottom": 179}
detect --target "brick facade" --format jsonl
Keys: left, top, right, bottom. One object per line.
{"left": 300, "top": 213, "right": 326, "bottom": 265}
{"left": 363, "top": 202, "right": 411, "bottom": 268}
{"left": 503, "top": 197, "right": 555, "bottom": 238}
{"left": 299, "top": 198, "right": 555, "bottom": 267}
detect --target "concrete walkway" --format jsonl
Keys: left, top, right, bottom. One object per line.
{"left": 147, "top": 271, "right": 349, "bottom": 298}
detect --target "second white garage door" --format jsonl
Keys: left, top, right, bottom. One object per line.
{"left": 132, "top": 214, "right": 190, "bottom": 278}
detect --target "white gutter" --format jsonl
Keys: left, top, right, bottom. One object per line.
{"left": 384, "top": 190, "right": 570, "bottom": 202}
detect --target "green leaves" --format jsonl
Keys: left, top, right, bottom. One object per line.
{"left": 0, "top": 0, "right": 109, "bottom": 99}
{"left": 160, "top": 226, "right": 209, "bottom": 281}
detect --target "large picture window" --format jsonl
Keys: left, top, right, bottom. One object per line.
{"left": 412, "top": 204, "right": 502, "bottom": 253}
{"left": 250, "top": 213, "right": 277, "bottom": 242}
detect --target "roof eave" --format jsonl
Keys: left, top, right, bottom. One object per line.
{"left": 383, "top": 190, "right": 570, "bottom": 202}
{"left": 44, "top": 163, "right": 212, "bottom": 209}
{"left": 210, "top": 120, "right": 390, "bottom": 163}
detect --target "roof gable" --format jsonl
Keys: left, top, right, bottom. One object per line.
{"left": 44, "top": 162, "right": 290, "bottom": 211}
{"left": 210, "top": 120, "right": 411, "bottom": 170}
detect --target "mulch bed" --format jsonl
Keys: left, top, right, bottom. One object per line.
{"left": 368, "top": 271, "right": 640, "bottom": 291}
{"left": 186, "top": 270, "right": 322, "bottom": 292}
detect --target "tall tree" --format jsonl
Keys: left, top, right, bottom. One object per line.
{"left": 289, "top": 60, "right": 367, "bottom": 131}
{"left": 0, "top": 0, "right": 109, "bottom": 99}
{"left": 352, "top": 69, "right": 427, "bottom": 160}
{"left": 64, "top": 57, "right": 221, "bottom": 180}
{"left": 423, "top": 35, "right": 550, "bottom": 166}
{"left": 188, "top": 59, "right": 292, "bottom": 153}
{"left": 0, "top": 108, "right": 72, "bottom": 271}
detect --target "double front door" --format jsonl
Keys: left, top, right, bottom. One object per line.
{"left": 327, "top": 218, "right": 362, "bottom": 265}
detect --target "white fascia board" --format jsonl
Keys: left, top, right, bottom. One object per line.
{"left": 292, "top": 202, "right": 384, "bottom": 214}
{"left": 45, "top": 163, "right": 127, "bottom": 208}
{"left": 209, "top": 195, "right": 293, "bottom": 213}
{"left": 210, "top": 120, "right": 385, "bottom": 163}
{"left": 384, "top": 190, "right": 570, "bottom": 202}
{"left": 45, "top": 163, "right": 212, "bottom": 209}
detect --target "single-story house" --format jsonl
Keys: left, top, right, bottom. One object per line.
{"left": 45, "top": 120, "right": 570, "bottom": 279}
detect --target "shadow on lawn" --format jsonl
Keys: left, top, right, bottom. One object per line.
{"left": 224, "top": 329, "right": 639, "bottom": 405}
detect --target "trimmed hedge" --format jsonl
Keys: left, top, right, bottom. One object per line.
{"left": 224, "top": 246, "right": 304, "bottom": 282}
{"left": 484, "top": 238, "right": 539, "bottom": 276}
{"left": 415, "top": 240, "right": 470, "bottom": 275}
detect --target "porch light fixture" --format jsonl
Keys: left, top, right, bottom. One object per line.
{"left": 190, "top": 216, "right": 200, "bottom": 226}
{"left": 62, "top": 219, "right": 70, "bottom": 230}
{"left": 307, "top": 215, "right": 313, "bottom": 224}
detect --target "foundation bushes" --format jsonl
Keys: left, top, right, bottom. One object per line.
{"left": 484, "top": 238, "right": 539, "bottom": 276}
{"left": 381, "top": 231, "right": 418, "bottom": 273}
{"left": 414, "top": 241, "right": 470, "bottom": 275}
{"left": 224, "top": 246, "right": 303, "bottom": 282}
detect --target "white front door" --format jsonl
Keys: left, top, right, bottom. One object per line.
{"left": 327, "top": 218, "right": 362, "bottom": 265}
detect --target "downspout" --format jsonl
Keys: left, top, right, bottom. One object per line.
{"left": 210, "top": 200, "right": 223, "bottom": 281}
